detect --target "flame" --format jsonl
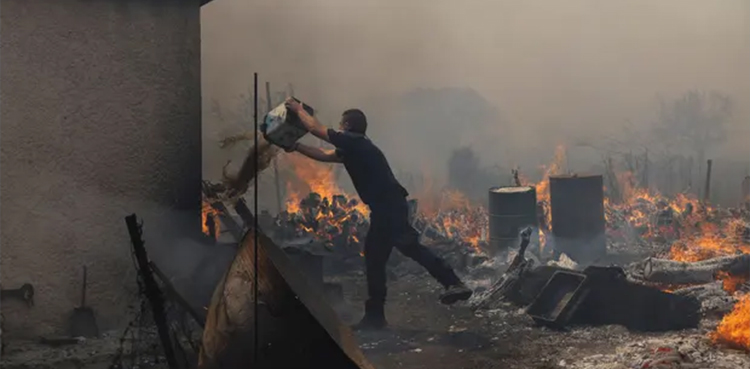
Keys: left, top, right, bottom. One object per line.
{"left": 668, "top": 221, "right": 750, "bottom": 262}
{"left": 529, "top": 145, "right": 566, "bottom": 229}
{"left": 716, "top": 271, "right": 749, "bottom": 294}
{"left": 517, "top": 145, "right": 566, "bottom": 251}
{"left": 284, "top": 154, "right": 369, "bottom": 216}
{"left": 711, "top": 294, "right": 750, "bottom": 351}
{"left": 279, "top": 153, "right": 490, "bottom": 253}
{"left": 278, "top": 154, "right": 370, "bottom": 248}
{"left": 201, "top": 198, "right": 221, "bottom": 240}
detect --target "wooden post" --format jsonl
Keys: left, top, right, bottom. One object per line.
{"left": 125, "top": 215, "right": 180, "bottom": 369}
{"left": 686, "top": 156, "right": 694, "bottom": 193}
{"left": 703, "top": 159, "right": 713, "bottom": 203}
{"left": 642, "top": 149, "right": 649, "bottom": 190}
{"left": 266, "top": 81, "right": 284, "bottom": 215}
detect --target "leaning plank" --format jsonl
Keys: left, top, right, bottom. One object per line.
{"left": 198, "top": 222, "right": 373, "bottom": 369}
{"left": 149, "top": 261, "right": 206, "bottom": 327}
{"left": 472, "top": 227, "right": 534, "bottom": 310}
{"left": 628, "top": 254, "right": 750, "bottom": 285}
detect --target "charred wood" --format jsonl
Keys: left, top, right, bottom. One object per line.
{"left": 472, "top": 227, "right": 534, "bottom": 310}
{"left": 149, "top": 261, "right": 206, "bottom": 327}
{"left": 125, "top": 215, "right": 180, "bottom": 369}
{"left": 628, "top": 254, "right": 750, "bottom": 285}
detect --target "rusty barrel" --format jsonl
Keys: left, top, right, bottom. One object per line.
{"left": 488, "top": 186, "right": 537, "bottom": 254}
{"left": 549, "top": 174, "right": 606, "bottom": 263}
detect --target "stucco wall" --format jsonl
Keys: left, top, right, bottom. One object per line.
{"left": 1, "top": 0, "right": 202, "bottom": 338}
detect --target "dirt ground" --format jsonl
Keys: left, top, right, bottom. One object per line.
{"left": 333, "top": 271, "right": 750, "bottom": 369}
{"left": 2, "top": 261, "right": 748, "bottom": 369}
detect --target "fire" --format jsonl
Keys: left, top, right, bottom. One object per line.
{"left": 279, "top": 152, "right": 490, "bottom": 253}
{"left": 668, "top": 222, "right": 750, "bottom": 262}
{"left": 283, "top": 154, "right": 369, "bottom": 216}
{"left": 526, "top": 145, "right": 566, "bottom": 229}
{"left": 518, "top": 145, "right": 566, "bottom": 250}
{"left": 201, "top": 198, "right": 221, "bottom": 240}
{"left": 711, "top": 294, "right": 750, "bottom": 351}
{"left": 284, "top": 183, "right": 301, "bottom": 214}
{"left": 716, "top": 271, "right": 749, "bottom": 294}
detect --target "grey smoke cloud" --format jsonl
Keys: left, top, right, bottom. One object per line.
{"left": 201, "top": 0, "right": 749, "bottom": 189}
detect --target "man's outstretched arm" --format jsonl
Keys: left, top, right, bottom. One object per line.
{"left": 285, "top": 99, "right": 331, "bottom": 143}
{"left": 292, "top": 143, "right": 341, "bottom": 163}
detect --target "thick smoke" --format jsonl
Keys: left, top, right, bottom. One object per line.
{"left": 201, "top": 0, "right": 749, "bottom": 204}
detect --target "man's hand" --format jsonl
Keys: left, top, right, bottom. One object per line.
{"left": 285, "top": 98, "right": 303, "bottom": 114}
{"left": 284, "top": 142, "right": 299, "bottom": 153}
{"left": 284, "top": 97, "right": 330, "bottom": 142}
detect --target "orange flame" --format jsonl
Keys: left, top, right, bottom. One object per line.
{"left": 668, "top": 221, "right": 750, "bottom": 262}
{"left": 201, "top": 198, "right": 221, "bottom": 240}
{"left": 716, "top": 271, "right": 749, "bottom": 294}
{"left": 711, "top": 294, "right": 750, "bottom": 351}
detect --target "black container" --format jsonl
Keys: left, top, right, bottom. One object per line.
{"left": 549, "top": 174, "right": 606, "bottom": 263}
{"left": 526, "top": 271, "right": 589, "bottom": 329}
{"left": 573, "top": 266, "right": 701, "bottom": 331}
{"left": 261, "top": 98, "right": 315, "bottom": 149}
{"left": 488, "top": 186, "right": 537, "bottom": 254}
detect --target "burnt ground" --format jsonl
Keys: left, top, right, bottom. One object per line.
{"left": 2, "top": 258, "right": 748, "bottom": 369}
{"left": 331, "top": 271, "right": 750, "bottom": 369}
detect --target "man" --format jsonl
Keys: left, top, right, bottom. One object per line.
{"left": 280, "top": 98, "right": 472, "bottom": 330}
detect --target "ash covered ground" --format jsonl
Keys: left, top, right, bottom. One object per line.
{"left": 4, "top": 152, "right": 750, "bottom": 369}
{"left": 334, "top": 271, "right": 749, "bottom": 369}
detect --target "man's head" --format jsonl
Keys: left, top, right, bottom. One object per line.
{"left": 340, "top": 109, "right": 367, "bottom": 134}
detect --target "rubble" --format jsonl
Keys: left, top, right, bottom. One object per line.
{"left": 195, "top": 140, "right": 750, "bottom": 367}
{"left": 627, "top": 254, "right": 750, "bottom": 285}
{"left": 568, "top": 336, "right": 750, "bottom": 369}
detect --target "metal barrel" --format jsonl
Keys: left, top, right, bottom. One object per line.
{"left": 488, "top": 186, "right": 538, "bottom": 254}
{"left": 549, "top": 174, "right": 606, "bottom": 263}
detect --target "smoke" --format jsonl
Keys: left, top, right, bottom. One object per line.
{"left": 201, "top": 0, "right": 749, "bottom": 202}
{"left": 139, "top": 207, "right": 236, "bottom": 311}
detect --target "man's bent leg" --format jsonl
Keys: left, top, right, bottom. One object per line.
{"left": 393, "top": 228, "right": 461, "bottom": 287}
{"left": 394, "top": 227, "right": 472, "bottom": 304}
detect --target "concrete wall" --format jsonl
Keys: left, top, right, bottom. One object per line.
{"left": 1, "top": 0, "right": 202, "bottom": 338}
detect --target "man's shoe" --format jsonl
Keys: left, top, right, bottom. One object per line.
{"left": 351, "top": 301, "right": 388, "bottom": 331}
{"left": 351, "top": 314, "right": 388, "bottom": 331}
{"left": 439, "top": 283, "right": 473, "bottom": 305}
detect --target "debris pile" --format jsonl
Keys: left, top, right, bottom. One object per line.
{"left": 265, "top": 191, "right": 490, "bottom": 259}
{"left": 274, "top": 192, "right": 369, "bottom": 253}
{"left": 568, "top": 336, "right": 750, "bottom": 369}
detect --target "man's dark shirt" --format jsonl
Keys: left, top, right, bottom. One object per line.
{"left": 328, "top": 129, "right": 408, "bottom": 211}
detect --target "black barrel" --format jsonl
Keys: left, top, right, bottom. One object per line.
{"left": 488, "top": 186, "right": 538, "bottom": 254}
{"left": 549, "top": 174, "right": 606, "bottom": 263}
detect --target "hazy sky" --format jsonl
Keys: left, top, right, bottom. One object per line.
{"left": 201, "top": 0, "right": 749, "bottom": 180}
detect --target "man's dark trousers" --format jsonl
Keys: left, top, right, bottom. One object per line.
{"left": 364, "top": 199, "right": 461, "bottom": 308}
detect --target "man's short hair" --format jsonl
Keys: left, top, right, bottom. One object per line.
{"left": 342, "top": 109, "right": 367, "bottom": 134}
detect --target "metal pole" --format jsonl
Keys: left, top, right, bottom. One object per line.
{"left": 267, "top": 81, "right": 283, "bottom": 215}
{"left": 252, "top": 72, "right": 260, "bottom": 364}
{"left": 703, "top": 159, "right": 713, "bottom": 203}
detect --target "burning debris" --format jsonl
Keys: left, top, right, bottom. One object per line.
{"left": 711, "top": 294, "right": 750, "bottom": 351}
{"left": 273, "top": 192, "right": 370, "bottom": 255}
{"left": 200, "top": 128, "right": 750, "bottom": 366}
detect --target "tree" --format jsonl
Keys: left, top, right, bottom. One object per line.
{"left": 448, "top": 147, "right": 481, "bottom": 193}
{"left": 652, "top": 90, "right": 733, "bottom": 171}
